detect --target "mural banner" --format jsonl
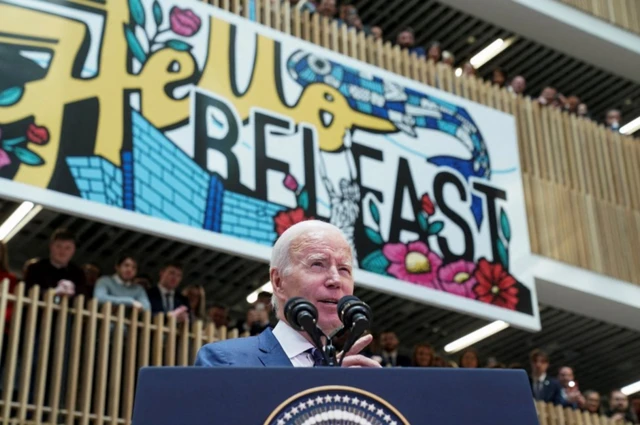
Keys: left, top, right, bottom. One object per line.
{"left": 0, "top": 0, "right": 540, "bottom": 330}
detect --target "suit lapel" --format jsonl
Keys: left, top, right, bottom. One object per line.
{"left": 257, "top": 328, "right": 293, "bottom": 367}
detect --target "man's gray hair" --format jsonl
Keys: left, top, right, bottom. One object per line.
{"left": 269, "top": 220, "right": 348, "bottom": 313}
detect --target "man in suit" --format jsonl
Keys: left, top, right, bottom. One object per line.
{"left": 378, "top": 331, "right": 411, "bottom": 367}
{"left": 147, "top": 261, "right": 189, "bottom": 322}
{"left": 195, "top": 220, "right": 380, "bottom": 368}
{"left": 529, "top": 349, "right": 564, "bottom": 406}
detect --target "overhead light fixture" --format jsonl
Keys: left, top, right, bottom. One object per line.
{"left": 620, "top": 116, "right": 640, "bottom": 135}
{"left": 455, "top": 68, "right": 462, "bottom": 77}
{"left": 0, "top": 201, "right": 42, "bottom": 242}
{"left": 246, "top": 281, "right": 273, "bottom": 304}
{"left": 469, "top": 37, "right": 515, "bottom": 69}
{"left": 621, "top": 380, "right": 640, "bottom": 396}
{"left": 444, "top": 320, "right": 509, "bottom": 353}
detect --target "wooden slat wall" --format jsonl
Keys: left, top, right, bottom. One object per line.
{"left": 207, "top": 0, "right": 640, "bottom": 285}
{"left": 0, "top": 282, "right": 633, "bottom": 425}
{"left": 558, "top": 0, "right": 640, "bottom": 35}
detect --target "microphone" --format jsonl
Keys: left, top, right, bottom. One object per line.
{"left": 284, "top": 297, "right": 332, "bottom": 365}
{"left": 336, "top": 296, "right": 373, "bottom": 366}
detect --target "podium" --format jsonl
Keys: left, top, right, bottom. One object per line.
{"left": 131, "top": 366, "right": 539, "bottom": 425}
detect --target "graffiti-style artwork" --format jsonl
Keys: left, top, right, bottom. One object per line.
{"left": 0, "top": 0, "right": 536, "bottom": 322}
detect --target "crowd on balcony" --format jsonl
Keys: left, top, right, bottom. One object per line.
{"left": 1, "top": 228, "right": 639, "bottom": 422}
{"left": 279, "top": 0, "right": 627, "bottom": 133}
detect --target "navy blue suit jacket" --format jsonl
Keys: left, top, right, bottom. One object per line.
{"left": 195, "top": 327, "right": 293, "bottom": 367}
{"left": 530, "top": 377, "right": 565, "bottom": 406}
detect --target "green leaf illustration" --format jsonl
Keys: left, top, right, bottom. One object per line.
{"left": 297, "top": 189, "right": 309, "bottom": 210}
{"left": 166, "top": 39, "right": 192, "bottom": 51}
{"left": 369, "top": 198, "right": 380, "bottom": 225}
{"left": 497, "top": 238, "right": 509, "bottom": 270}
{"left": 14, "top": 147, "right": 43, "bottom": 166}
{"left": 365, "top": 226, "right": 384, "bottom": 245}
{"left": 124, "top": 25, "right": 147, "bottom": 63}
{"left": 152, "top": 0, "right": 163, "bottom": 26}
{"left": 360, "top": 249, "right": 389, "bottom": 275}
{"left": 129, "top": 0, "right": 145, "bottom": 26}
{"left": 0, "top": 87, "right": 24, "bottom": 106}
{"left": 417, "top": 212, "right": 428, "bottom": 232}
{"left": 427, "top": 220, "right": 444, "bottom": 235}
{"left": 500, "top": 207, "right": 511, "bottom": 242}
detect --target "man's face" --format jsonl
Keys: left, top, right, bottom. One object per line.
{"left": 606, "top": 110, "right": 621, "bottom": 127}
{"left": 511, "top": 76, "right": 526, "bottom": 94}
{"left": 397, "top": 31, "right": 414, "bottom": 48}
{"left": 586, "top": 392, "right": 601, "bottom": 413}
{"left": 209, "top": 307, "right": 227, "bottom": 327}
{"left": 531, "top": 356, "right": 549, "bottom": 376}
{"left": 318, "top": 0, "right": 336, "bottom": 17}
{"left": 371, "top": 27, "right": 382, "bottom": 40}
{"left": 159, "top": 266, "right": 183, "bottom": 290}
{"left": 116, "top": 258, "right": 137, "bottom": 282}
{"left": 50, "top": 240, "right": 76, "bottom": 266}
{"left": 272, "top": 229, "right": 354, "bottom": 333}
{"left": 380, "top": 332, "right": 399, "bottom": 352}
{"left": 558, "top": 367, "right": 574, "bottom": 387}
{"left": 610, "top": 391, "right": 628, "bottom": 412}
{"left": 542, "top": 87, "right": 556, "bottom": 103}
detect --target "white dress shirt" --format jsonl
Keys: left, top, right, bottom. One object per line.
{"left": 272, "top": 321, "right": 315, "bottom": 367}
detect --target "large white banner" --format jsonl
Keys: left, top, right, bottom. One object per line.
{"left": 0, "top": 0, "right": 540, "bottom": 330}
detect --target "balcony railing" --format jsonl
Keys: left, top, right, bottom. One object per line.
{"left": 0, "top": 282, "right": 633, "bottom": 425}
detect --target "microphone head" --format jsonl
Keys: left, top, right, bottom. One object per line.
{"left": 337, "top": 295, "right": 372, "bottom": 329}
{"left": 284, "top": 297, "right": 318, "bottom": 331}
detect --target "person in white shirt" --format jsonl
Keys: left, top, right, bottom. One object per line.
{"left": 195, "top": 220, "right": 380, "bottom": 368}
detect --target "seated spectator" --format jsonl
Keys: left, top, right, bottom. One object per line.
{"left": 378, "top": 331, "right": 411, "bottom": 367}
{"left": 411, "top": 342, "right": 434, "bottom": 367}
{"left": 557, "top": 366, "right": 585, "bottom": 409}
{"left": 207, "top": 303, "right": 229, "bottom": 329}
{"left": 459, "top": 347, "right": 479, "bottom": 368}
{"left": 370, "top": 26, "right": 383, "bottom": 41}
{"left": 442, "top": 50, "right": 455, "bottom": 67}
{"left": 24, "top": 228, "right": 90, "bottom": 299}
{"left": 529, "top": 348, "right": 564, "bottom": 406}
{"left": 583, "top": 390, "right": 601, "bottom": 414}
{"left": 94, "top": 253, "right": 150, "bottom": 311}
{"left": 536, "top": 87, "right": 558, "bottom": 107}
{"left": 508, "top": 75, "right": 526, "bottom": 95}
{"left": 147, "top": 261, "right": 189, "bottom": 322}
{"left": 427, "top": 41, "right": 442, "bottom": 62}
{"left": 606, "top": 390, "right": 639, "bottom": 424}
{"left": 606, "top": 109, "right": 622, "bottom": 131}
{"left": 182, "top": 284, "right": 206, "bottom": 321}
{"left": 492, "top": 67, "right": 507, "bottom": 87}
{"left": 396, "top": 28, "right": 425, "bottom": 58}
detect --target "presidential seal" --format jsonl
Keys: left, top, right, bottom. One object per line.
{"left": 264, "top": 385, "right": 410, "bottom": 425}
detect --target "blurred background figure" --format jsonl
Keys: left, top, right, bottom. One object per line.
{"left": 459, "top": 348, "right": 479, "bottom": 368}
{"left": 411, "top": 342, "right": 434, "bottom": 367}
{"left": 182, "top": 284, "right": 207, "bottom": 322}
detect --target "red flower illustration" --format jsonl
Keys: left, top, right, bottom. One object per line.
{"left": 421, "top": 193, "right": 435, "bottom": 215}
{"left": 26, "top": 123, "right": 49, "bottom": 145}
{"left": 473, "top": 258, "right": 518, "bottom": 310}
{"left": 274, "top": 207, "right": 312, "bottom": 236}
{"left": 169, "top": 7, "right": 202, "bottom": 37}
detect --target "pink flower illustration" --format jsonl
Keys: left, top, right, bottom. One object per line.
{"left": 283, "top": 174, "right": 299, "bottom": 192}
{"left": 383, "top": 241, "right": 442, "bottom": 289}
{"left": 0, "top": 149, "right": 10, "bottom": 169}
{"left": 438, "top": 259, "right": 477, "bottom": 299}
{"left": 169, "top": 7, "right": 202, "bottom": 37}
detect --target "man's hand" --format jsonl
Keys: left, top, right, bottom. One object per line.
{"left": 169, "top": 305, "right": 189, "bottom": 322}
{"left": 338, "top": 334, "right": 381, "bottom": 368}
{"left": 55, "top": 279, "right": 75, "bottom": 296}
{"left": 611, "top": 413, "right": 625, "bottom": 422}
{"left": 132, "top": 301, "right": 143, "bottom": 309}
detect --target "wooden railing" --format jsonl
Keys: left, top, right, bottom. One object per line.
{"left": 0, "top": 282, "right": 633, "bottom": 425}
{"left": 558, "top": 0, "right": 640, "bottom": 35}
{"left": 201, "top": 0, "right": 640, "bottom": 285}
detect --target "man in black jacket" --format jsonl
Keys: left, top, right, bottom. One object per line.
{"left": 147, "top": 261, "right": 189, "bottom": 322}
{"left": 529, "top": 349, "right": 564, "bottom": 406}
{"left": 378, "top": 331, "right": 411, "bottom": 367}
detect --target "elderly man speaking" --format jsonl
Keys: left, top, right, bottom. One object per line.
{"left": 195, "top": 220, "right": 380, "bottom": 368}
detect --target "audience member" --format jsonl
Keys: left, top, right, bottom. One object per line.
{"left": 94, "top": 253, "right": 150, "bottom": 311}
{"left": 396, "top": 28, "right": 425, "bottom": 58}
{"left": 427, "top": 41, "right": 442, "bottom": 62}
{"left": 134, "top": 274, "right": 153, "bottom": 290}
{"left": 316, "top": 0, "right": 337, "bottom": 19}
{"left": 182, "top": 284, "right": 207, "bottom": 321}
{"left": 147, "top": 261, "right": 189, "bottom": 322}
{"left": 606, "top": 390, "right": 639, "bottom": 424}
{"left": 583, "top": 390, "right": 601, "bottom": 415}
{"left": 24, "top": 228, "right": 89, "bottom": 299}
{"left": 207, "top": 303, "right": 229, "bottom": 329}
{"left": 564, "top": 96, "right": 581, "bottom": 114}
{"left": 577, "top": 103, "right": 590, "bottom": 118}
{"left": 411, "top": 342, "right": 434, "bottom": 367}
{"left": 557, "top": 366, "right": 585, "bottom": 409}
{"left": 492, "top": 68, "right": 507, "bottom": 87}
{"left": 82, "top": 263, "right": 101, "bottom": 289}
{"left": 239, "top": 305, "right": 271, "bottom": 336}
{"left": 289, "top": 0, "right": 316, "bottom": 13}
{"left": 370, "top": 26, "right": 383, "bottom": 41}
{"left": 432, "top": 355, "right": 448, "bottom": 367}
{"left": 442, "top": 50, "right": 455, "bottom": 67}
{"left": 462, "top": 62, "right": 475, "bottom": 76}
{"left": 508, "top": 75, "right": 526, "bottom": 95}
{"left": 459, "top": 347, "right": 479, "bottom": 368}
{"left": 606, "top": 109, "right": 622, "bottom": 131}
{"left": 378, "top": 331, "right": 411, "bottom": 367}
{"left": 536, "top": 87, "right": 558, "bottom": 107}
{"left": 529, "top": 349, "right": 564, "bottom": 406}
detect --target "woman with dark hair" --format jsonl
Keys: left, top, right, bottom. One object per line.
{"left": 459, "top": 347, "right": 479, "bottom": 368}
{"left": 412, "top": 342, "right": 435, "bottom": 367}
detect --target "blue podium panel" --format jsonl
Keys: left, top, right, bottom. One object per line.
{"left": 132, "top": 367, "right": 538, "bottom": 425}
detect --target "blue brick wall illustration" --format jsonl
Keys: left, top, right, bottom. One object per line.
{"left": 131, "top": 111, "right": 209, "bottom": 227}
{"left": 67, "top": 156, "right": 123, "bottom": 207}
{"left": 220, "top": 191, "right": 285, "bottom": 246}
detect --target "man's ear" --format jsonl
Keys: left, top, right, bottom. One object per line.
{"left": 270, "top": 268, "right": 284, "bottom": 296}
